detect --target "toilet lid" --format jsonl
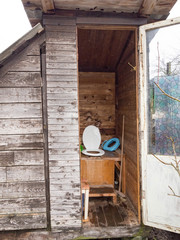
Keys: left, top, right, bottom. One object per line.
{"left": 82, "top": 125, "right": 101, "bottom": 150}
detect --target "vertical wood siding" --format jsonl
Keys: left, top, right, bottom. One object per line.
{"left": 0, "top": 34, "right": 47, "bottom": 230}
{"left": 116, "top": 31, "right": 139, "bottom": 212}
{"left": 45, "top": 17, "right": 81, "bottom": 230}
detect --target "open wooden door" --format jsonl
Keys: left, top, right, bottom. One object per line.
{"left": 139, "top": 17, "right": 180, "bottom": 233}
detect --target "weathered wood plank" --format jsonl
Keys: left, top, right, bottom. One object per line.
{"left": 0, "top": 119, "right": 43, "bottom": 134}
{"left": 0, "top": 72, "right": 41, "bottom": 87}
{"left": 49, "top": 165, "right": 80, "bottom": 173}
{"left": 0, "top": 213, "right": 46, "bottom": 230}
{"left": 48, "top": 112, "right": 78, "bottom": 119}
{"left": 50, "top": 199, "right": 80, "bottom": 207}
{"left": 0, "top": 197, "right": 46, "bottom": 214}
{"left": 49, "top": 188, "right": 80, "bottom": 198}
{"left": 14, "top": 150, "right": 44, "bottom": 165}
{"left": 48, "top": 105, "right": 78, "bottom": 113}
{"left": 7, "top": 166, "right": 44, "bottom": 182}
{"left": 0, "top": 103, "right": 42, "bottom": 118}
{"left": 0, "top": 182, "right": 45, "bottom": 198}
{"left": 0, "top": 134, "right": 44, "bottom": 150}
{"left": 41, "top": 0, "right": 54, "bottom": 13}
{"left": 48, "top": 125, "right": 79, "bottom": 131}
{"left": 46, "top": 68, "right": 77, "bottom": 75}
{"left": 49, "top": 129, "right": 79, "bottom": 137}
{"left": 48, "top": 134, "right": 79, "bottom": 142}
{"left": 47, "top": 87, "right": 77, "bottom": 94}
{"left": 43, "top": 17, "right": 76, "bottom": 26}
{"left": 27, "top": 34, "right": 45, "bottom": 56}
{"left": 46, "top": 54, "right": 77, "bottom": 62}
{"left": 50, "top": 207, "right": 81, "bottom": 216}
{"left": 46, "top": 32, "right": 76, "bottom": 44}
{"left": 49, "top": 160, "right": 80, "bottom": 167}
{"left": 49, "top": 148, "right": 79, "bottom": 155}
{"left": 47, "top": 62, "right": 77, "bottom": 69}
{"left": 47, "top": 93, "right": 78, "bottom": 100}
{"left": 51, "top": 218, "right": 81, "bottom": 228}
{"left": 0, "top": 88, "right": 41, "bottom": 103}
{"left": 46, "top": 23, "right": 81, "bottom": 230}
{"left": 45, "top": 25, "right": 76, "bottom": 33}
{"left": 46, "top": 74, "right": 77, "bottom": 82}
{"left": 9, "top": 56, "right": 40, "bottom": 72}
{"left": 48, "top": 118, "right": 78, "bottom": 125}
{"left": 79, "top": 72, "right": 115, "bottom": 142}
{"left": 49, "top": 154, "right": 79, "bottom": 161}
{"left": 47, "top": 99, "right": 77, "bottom": 107}
{"left": 0, "top": 151, "right": 14, "bottom": 167}
{"left": 0, "top": 167, "right": 6, "bottom": 182}
{"left": 46, "top": 43, "right": 76, "bottom": 52}
{"left": 47, "top": 81, "right": 77, "bottom": 88}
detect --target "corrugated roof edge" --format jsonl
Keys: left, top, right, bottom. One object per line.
{"left": 0, "top": 23, "right": 44, "bottom": 64}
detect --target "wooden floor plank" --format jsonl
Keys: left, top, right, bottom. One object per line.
{"left": 84, "top": 197, "right": 139, "bottom": 228}
{"left": 96, "top": 205, "right": 107, "bottom": 227}
{"left": 103, "top": 204, "right": 116, "bottom": 226}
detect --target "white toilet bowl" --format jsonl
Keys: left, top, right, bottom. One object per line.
{"left": 82, "top": 125, "right": 105, "bottom": 157}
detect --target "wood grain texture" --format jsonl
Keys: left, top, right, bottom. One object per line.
{"left": 0, "top": 134, "right": 44, "bottom": 150}
{"left": 7, "top": 166, "right": 44, "bottom": 182}
{"left": 0, "top": 119, "right": 43, "bottom": 134}
{"left": 0, "top": 88, "right": 41, "bottom": 103}
{"left": 0, "top": 182, "right": 45, "bottom": 198}
{"left": 0, "top": 33, "right": 46, "bottom": 231}
{"left": 0, "top": 213, "right": 46, "bottom": 231}
{"left": 78, "top": 29, "right": 131, "bottom": 72}
{"left": 9, "top": 56, "right": 40, "bottom": 72}
{"left": 81, "top": 159, "right": 114, "bottom": 186}
{"left": 116, "top": 30, "right": 139, "bottom": 213}
{"left": 0, "top": 72, "right": 41, "bottom": 87}
{"left": 46, "top": 18, "right": 81, "bottom": 229}
{"left": 0, "top": 197, "right": 46, "bottom": 214}
{"left": 79, "top": 72, "right": 115, "bottom": 143}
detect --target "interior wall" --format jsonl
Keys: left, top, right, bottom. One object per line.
{"left": 79, "top": 72, "right": 115, "bottom": 143}
{"left": 116, "top": 31, "right": 139, "bottom": 212}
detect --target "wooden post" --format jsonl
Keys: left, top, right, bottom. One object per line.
{"left": 119, "top": 115, "right": 125, "bottom": 192}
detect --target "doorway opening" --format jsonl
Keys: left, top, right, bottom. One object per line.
{"left": 77, "top": 26, "right": 140, "bottom": 236}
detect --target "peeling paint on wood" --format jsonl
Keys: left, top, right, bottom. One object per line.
{"left": 0, "top": 134, "right": 44, "bottom": 150}
{"left": 0, "top": 182, "right": 45, "bottom": 198}
{"left": 0, "top": 72, "right": 41, "bottom": 87}
{"left": 0, "top": 213, "right": 47, "bottom": 231}
{"left": 0, "top": 32, "right": 47, "bottom": 231}
{"left": 0, "top": 88, "right": 41, "bottom": 103}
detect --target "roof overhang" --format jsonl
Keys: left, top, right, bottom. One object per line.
{"left": 22, "top": 0, "right": 177, "bottom": 26}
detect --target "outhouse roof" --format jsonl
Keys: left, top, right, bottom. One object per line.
{"left": 22, "top": 0, "right": 177, "bottom": 26}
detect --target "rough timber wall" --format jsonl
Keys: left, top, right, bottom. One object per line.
{"left": 44, "top": 16, "right": 81, "bottom": 229}
{"left": 0, "top": 34, "right": 47, "bottom": 230}
{"left": 79, "top": 72, "right": 115, "bottom": 143}
{"left": 116, "top": 31, "right": 139, "bottom": 213}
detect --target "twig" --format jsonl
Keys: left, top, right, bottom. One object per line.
{"left": 168, "top": 186, "right": 180, "bottom": 198}
{"left": 152, "top": 154, "right": 180, "bottom": 177}
{"left": 154, "top": 82, "right": 180, "bottom": 102}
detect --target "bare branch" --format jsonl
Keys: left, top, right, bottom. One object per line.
{"left": 152, "top": 154, "right": 172, "bottom": 166}
{"left": 154, "top": 82, "right": 180, "bottom": 102}
{"left": 152, "top": 154, "right": 180, "bottom": 177}
{"left": 168, "top": 186, "right": 180, "bottom": 198}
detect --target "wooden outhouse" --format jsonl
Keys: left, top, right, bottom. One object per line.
{"left": 0, "top": 0, "right": 179, "bottom": 239}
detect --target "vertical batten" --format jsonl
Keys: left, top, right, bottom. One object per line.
{"left": 44, "top": 16, "right": 81, "bottom": 230}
